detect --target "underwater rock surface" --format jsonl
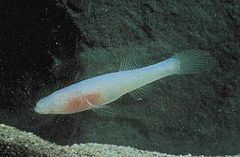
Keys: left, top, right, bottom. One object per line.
{"left": 0, "top": 123, "right": 214, "bottom": 157}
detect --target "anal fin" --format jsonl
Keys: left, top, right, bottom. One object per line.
{"left": 129, "top": 86, "right": 149, "bottom": 101}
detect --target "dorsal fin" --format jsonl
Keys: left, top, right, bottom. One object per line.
{"left": 119, "top": 56, "right": 142, "bottom": 71}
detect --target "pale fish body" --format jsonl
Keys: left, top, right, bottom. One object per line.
{"left": 34, "top": 51, "right": 216, "bottom": 114}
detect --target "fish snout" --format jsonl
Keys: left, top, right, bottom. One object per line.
{"left": 34, "top": 101, "right": 45, "bottom": 114}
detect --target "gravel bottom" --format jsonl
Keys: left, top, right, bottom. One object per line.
{"left": 0, "top": 123, "right": 237, "bottom": 157}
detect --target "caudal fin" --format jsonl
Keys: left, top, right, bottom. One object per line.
{"left": 173, "top": 50, "right": 217, "bottom": 74}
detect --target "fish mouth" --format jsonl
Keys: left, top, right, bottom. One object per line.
{"left": 34, "top": 102, "right": 67, "bottom": 115}
{"left": 34, "top": 104, "right": 43, "bottom": 114}
{"left": 34, "top": 105, "right": 51, "bottom": 114}
{"left": 34, "top": 100, "right": 47, "bottom": 114}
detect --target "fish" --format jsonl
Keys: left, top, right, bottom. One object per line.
{"left": 34, "top": 50, "right": 216, "bottom": 114}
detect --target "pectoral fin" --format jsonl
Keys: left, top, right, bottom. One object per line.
{"left": 92, "top": 106, "right": 118, "bottom": 118}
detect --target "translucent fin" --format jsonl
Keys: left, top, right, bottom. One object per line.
{"left": 119, "top": 55, "right": 142, "bottom": 71}
{"left": 85, "top": 98, "right": 100, "bottom": 109}
{"left": 92, "top": 105, "right": 118, "bottom": 118}
{"left": 83, "top": 95, "right": 115, "bottom": 117}
{"left": 173, "top": 50, "right": 217, "bottom": 74}
{"left": 129, "top": 87, "right": 148, "bottom": 101}
{"left": 92, "top": 105, "right": 112, "bottom": 113}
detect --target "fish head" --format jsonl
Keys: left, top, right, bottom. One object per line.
{"left": 34, "top": 90, "right": 70, "bottom": 114}
{"left": 34, "top": 88, "right": 103, "bottom": 114}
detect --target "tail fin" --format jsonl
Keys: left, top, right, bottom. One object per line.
{"left": 173, "top": 50, "right": 217, "bottom": 74}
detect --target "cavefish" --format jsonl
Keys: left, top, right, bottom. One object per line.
{"left": 34, "top": 51, "right": 216, "bottom": 114}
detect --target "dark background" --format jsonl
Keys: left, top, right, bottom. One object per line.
{"left": 0, "top": 0, "right": 83, "bottom": 145}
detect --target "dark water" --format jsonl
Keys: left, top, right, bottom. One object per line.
{"left": 0, "top": 0, "right": 240, "bottom": 155}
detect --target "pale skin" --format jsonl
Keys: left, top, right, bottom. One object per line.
{"left": 34, "top": 51, "right": 216, "bottom": 114}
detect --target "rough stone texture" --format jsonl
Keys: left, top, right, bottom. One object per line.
{"left": 0, "top": 123, "right": 211, "bottom": 157}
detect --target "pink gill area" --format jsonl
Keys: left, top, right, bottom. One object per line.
{"left": 66, "top": 93, "right": 102, "bottom": 113}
